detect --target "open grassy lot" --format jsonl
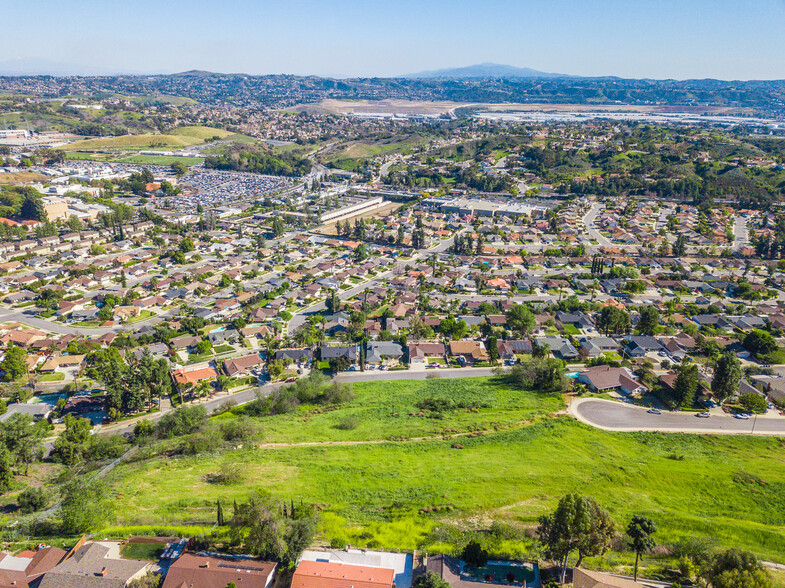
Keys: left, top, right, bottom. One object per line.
{"left": 170, "top": 125, "right": 234, "bottom": 140}
{"left": 61, "top": 125, "right": 236, "bottom": 151}
{"left": 63, "top": 134, "right": 201, "bottom": 151}
{"left": 219, "top": 377, "right": 563, "bottom": 444}
{"left": 103, "top": 377, "right": 785, "bottom": 562}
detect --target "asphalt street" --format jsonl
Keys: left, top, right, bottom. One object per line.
{"left": 572, "top": 398, "right": 785, "bottom": 435}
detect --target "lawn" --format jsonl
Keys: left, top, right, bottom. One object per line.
{"left": 120, "top": 541, "right": 164, "bottom": 561}
{"left": 38, "top": 373, "right": 65, "bottom": 382}
{"left": 126, "top": 310, "right": 155, "bottom": 324}
{"left": 103, "top": 377, "right": 785, "bottom": 562}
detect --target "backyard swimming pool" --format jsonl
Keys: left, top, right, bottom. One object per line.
{"left": 463, "top": 561, "right": 539, "bottom": 587}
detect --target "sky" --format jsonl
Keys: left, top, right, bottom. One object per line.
{"left": 2, "top": 0, "right": 785, "bottom": 79}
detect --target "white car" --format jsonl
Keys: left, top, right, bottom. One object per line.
{"left": 647, "top": 408, "right": 662, "bottom": 415}
{"left": 734, "top": 412, "right": 751, "bottom": 420}
{"left": 696, "top": 412, "right": 710, "bottom": 418}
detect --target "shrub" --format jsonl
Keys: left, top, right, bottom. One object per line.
{"left": 220, "top": 417, "right": 256, "bottom": 442}
{"left": 17, "top": 487, "right": 47, "bottom": 513}
{"left": 205, "top": 462, "right": 243, "bottom": 485}
{"left": 462, "top": 540, "right": 489, "bottom": 568}
{"left": 179, "top": 429, "right": 221, "bottom": 455}
{"left": 335, "top": 415, "right": 360, "bottom": 430}
{"left": 157, "top": 405, "right": 207, "bottom": 438}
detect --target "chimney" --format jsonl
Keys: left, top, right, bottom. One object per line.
{"left": 98, "top": 567, "right": 108, "bottom": 576}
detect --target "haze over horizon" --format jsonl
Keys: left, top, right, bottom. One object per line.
{"left": 2, "top": 0, "right": 785, "bottom": 80}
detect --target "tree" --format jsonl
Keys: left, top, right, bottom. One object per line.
{"left": 711, "top": 352, "right": 742, "bottom": 405}
{"left": 171, "top": 161, "right": 188, "bottom": 177}
{"left": 272, "top": 217, "right": 285, "bottom": 237}
{"left": 673, "top": 234, "right": 688, "bottom": 256}
{"left": 487, "top": 336, "right": 499, "bottom": 364}
{"left": 461, "top": 541, "right": 489, "bottom": 568}
{"left": 672, "top": 363, "right": 700, "bottom": 408}
{"left": 701, "top": 548, "right": 771, "bottom": 588}
{"left": 0, "top": 444, "right": 13, "bottom": 492}
{"left": 412, "top": 572, "right": 451, "bottom": 588}
{"left": 505, "top": 304, "right": 535, "bottom": 337}
{"left": 230, "top": 492, "right": 317, "bottom": 565}
{"left": 179, "top": 237, "right": 195, "bottom": 253}
{"left": 739, "top": 393, "right": 768, "bottom": 414}
{"left": 217, "top": 499, "right": 225, "bottom": 526}
{"left": 52, "top": 415, "right": 92, "bottom": 465}
{"left": 325, "top": 289, "right": 341, "bottom": 314}
{"left": 575, "top": 499, "right": 615, "bottom": 568}
{"left": 60, "top": 475, "right": 111, "bottom": 534}
{"left": 19, "top": 194, "right": 47, "bottom": 222}
{"left": 17, "top": 486, "right": 47, "bottom": 513}
{"left": 508, "top": 358, "right": 568, "bottom": 393}
{"left": 626, "top": 515, "right": 657, "bottom": 582}
{"left": 537, "top": 493, "right": 593, "bottom": 583}
{"left": 354, "top": 243, "right": 368, "bottom": 262}
{"left": 0, "top": 413, "right": 45, "bottom": 475}
{"left": 637, "top": 306, "right": 660, "bottom": 336}
{"left": 742, "top": 329, "right": 778, "bottom": 359}
{"left": 597, "top": 306, "right": 631, "bottom": 336}
{"left": 1, "top": 344, "right": 27, "bottom": 381}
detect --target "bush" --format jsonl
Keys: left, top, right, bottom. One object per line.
{"left": 220, "top": 417, "right": 256, "bottom": 442}
{"left": 178, "top": 429, "right": 221, "bottom": 455}
{"left": 157, "top": 405, "right": 207, "bottom": 438}
{"left": 205, "top": 462, "right": 243, "bottom": 485}
{"left": 133, "top": 419, "right": 154, "bottom": 438}
{"left": 335, "top": 415, "right": 360, "bottom": 430}
{"left": 17, "top": 487, "right": 47, "bottom": 513}
{"left": 330, "top": 537, "right": 348, "bottom": 549}
{"left": 323, "top": 382, "right": 355, "bottom": 405}
{"left": 87, "top": 435, "right": 129, "bottom": 461}
{"left": 461, "top": 540, "right": 489, "bottom": 568}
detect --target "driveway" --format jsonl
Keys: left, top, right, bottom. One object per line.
{"left": 571, "top": 398, "right": 785, "bottom": 435}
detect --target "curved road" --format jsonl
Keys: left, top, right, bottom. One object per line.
{"left": 571, "top": 398, "right": 785, "bottom": 435}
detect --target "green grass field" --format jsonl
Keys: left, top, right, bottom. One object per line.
{"left": 62, "top": 125, "right": 236, "bottom": 151}
{"left": 101, "top": 377, "right": 785, "bottom": 563}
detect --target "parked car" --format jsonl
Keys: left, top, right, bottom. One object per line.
{"left": 696, "top": 412, "right": 710, "bottom": 418}
{"left": 647, "top": 408, "right": 662, "bottom": 415}
{"left": 734, "top": 412, "right": 751, "bottom": 420}
{"left": 284, "top": 377, "right": 297, "bottom": 383}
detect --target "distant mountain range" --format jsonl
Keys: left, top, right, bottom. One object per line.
{"left": 401, "top": 63, "right": 573, "bottom": 80}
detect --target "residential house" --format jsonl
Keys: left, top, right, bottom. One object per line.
{"left": 408, "top": 343, "right": 446, "bottom": 364}
{"left": 291, "top": 561, "right": 394, "bottom": 588}
{"left": 449, "top": 340, "right": 490, "bottom": 364}
{"left": 534, "top": 337, "right": 579, "bottom": 360}
{"left": 578, "top": 336, "right": 619, "bottom": 357}
{"left": 578, "top": 365, "right": 647, "bottom": 395}
{"left": 161, "top": 554, "right": 276, "bottom": 588}
{"left": 365, "top": 341, "right": 404, "bottom": 365}
{"left": 556, "top": 311, "right": 594, "bottom": 329}
{"left": 320, "top": 345, "right": 358, "bottom": 363}
{"left": 171, "top": 365, "right": 217, "bottom": 390}
{"left": 624, "top": 335, "right": 664, "bottom": 357}
{"left": 38, "top": 542, "right": 150, "bottom": 588}
{"left": 274, "top": 348, "right": 313, "bottom": 364}
{"left": 224, "top": 354, "right": 265, "bottom": 377}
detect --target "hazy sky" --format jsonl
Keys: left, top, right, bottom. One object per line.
{"left": 3, "top": 0, "right": 785, "bottom": 79}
